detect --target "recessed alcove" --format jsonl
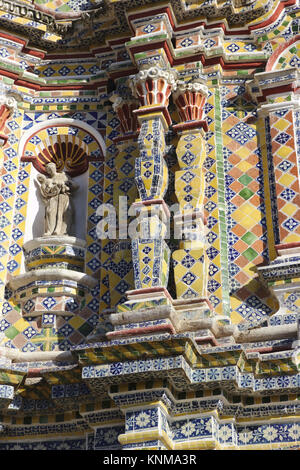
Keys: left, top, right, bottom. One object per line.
{"left": 24, "top": 165, "right": 89, "bottom": 244}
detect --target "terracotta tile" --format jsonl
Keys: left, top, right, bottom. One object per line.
{"left": 228, "top": 153, "right": 241, "bottom": 165}
{"left": 246, "top": 153, "right": 258, "bottom": 165}
{"left": 251, "top": 224, "right": 264, "bottom": 237}
{"left": 248, "top": 180, "right": 260, "bottom": 192}
{"left": 13, "top": 334, "right": 27, "bottom": 349}
{"left": 235, "top": 254, "right": 250, "bottom": 268}
{"left": 235, "top": 271, "right": 251, "bottom": 284}
{"left": 69, "top": 331, "right": 84, "bottom": 345}
{"left": 229, "top": 167, "right": 243, "bottom": 179}
{"left": 5, "top": 310, "right": 21, "bottom": 324}
{"left": 231, "top": 194, "right": 245, "bottom": 207}
{"left": 249, "top": 194, "right": 262, "bottom": 207}
{"left": 252, "top": 239, "right": 264, "bottom": 252}
{"left": 234, "top": 240, "right": 249, "bottom": 252}
{"left": 247, "top": 167, "right": 259, "bottom": 179}
{"left": 229, "top": 180, "right": 244, "bottom": 193}
{"left": 232, "top": 224, "right": 247, "bottom": 237}
{"left": 234, "top": 285, "right": 251, "bottom": 300}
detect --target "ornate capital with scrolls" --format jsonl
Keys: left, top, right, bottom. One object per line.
{"left": 109, "top": 90, "right": 139, "bottom": 135}
{"left": 173, "top": 80, "right": 208, "bottom": 123}
{"left": 129, "top": 66, "right": 177, "bottom": 107}
{"left": 0, "top": 92, "right": 18, "bottom": 142}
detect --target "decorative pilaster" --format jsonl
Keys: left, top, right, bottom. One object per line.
{"left": 107, "top": 85, "right": 139, "bottom": 307}
{"left": 103, "top": 61, "right": 179, "bottom": 340}
{"left": 268, "top": 105, "right": 300, "bottom": 246}
{"left": 250, "top": 66, "right": 300, "bottom": 321}
{"left": 171, "top": 80, "right": 210, "bottom": 301}
{"left": 258, "top": 98, "right": 300, "bottom": 318}
{"left": 127, "top": 65, "right": 177, "bottom": 292}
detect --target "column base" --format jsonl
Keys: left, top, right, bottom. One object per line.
{"left": 104, "top": 288, "right": 234, "bottom": 343}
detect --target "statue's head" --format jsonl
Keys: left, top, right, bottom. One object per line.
{"left": 45, "top": 162, "right": 57, "bottom": 177}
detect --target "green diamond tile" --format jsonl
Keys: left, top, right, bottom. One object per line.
{"left": 242, "top": 247, "right": 258, "bottom": 261}
{"left": 289, "top": 47, "right": 297, "bottom": 54}
{"left": 239, "top": 188, "right": 254, "bottom": 200}
{"left": 238, "top": 174, "right": 252, "bottom": 186}
{"left": 241, "top": 232, "right": 257, "bottom": 245}
{"left": 4, "top": 326, "right": 19, "bottom": 339}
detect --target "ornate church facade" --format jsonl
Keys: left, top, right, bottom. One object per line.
{"left": 0, "top": 0, "right": 299, "bottom": 451}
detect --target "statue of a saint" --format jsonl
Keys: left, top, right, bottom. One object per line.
{"left": 37, "top": 162, "right": 78, "bottom": 236}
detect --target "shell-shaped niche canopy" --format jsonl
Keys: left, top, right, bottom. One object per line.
{"left": 21, "top": 124, "right": 103, "bottom": 177}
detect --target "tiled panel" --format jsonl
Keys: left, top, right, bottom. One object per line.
{"left": 99, "top": 107, "right": 120, "bottom": 314}
{"left": 220, "top": 84, "right": 276, "bottom": 325}
{"left": 0, "top": 106, "right": 30, "bottom": 348}
{"left": 269, "top": 108, "right": 300, "bottom": 244}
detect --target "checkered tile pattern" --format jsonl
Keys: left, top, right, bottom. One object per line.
{"left": 269, "top": 108, "right": 300, "bottom": 244}
{"left": 220, "top": 85, "right": 276, "bottom": 324}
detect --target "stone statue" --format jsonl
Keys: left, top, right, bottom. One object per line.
{"left": 37, "top": 162, "right": 78, "bottom": 236}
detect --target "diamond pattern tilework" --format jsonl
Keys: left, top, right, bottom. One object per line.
{"left": 0, "top": 107, "right": 33, "bottom": 348}
{"left": 269, "top": 109, "right": 300, "bottom": 244}
{"left": 203, "top": 89, "right": 224, "bottom": 313}
{"left": 99, "top": 107, "right": 120, "bottom": 314}
{"left": 221, "top": 85, "right": 275, "bottom": 325}
{"left": 0, "top": 81, "right": 293, "bottom": 346}
{"left": 108, "top": 136, "right": 137, "bottom": 307}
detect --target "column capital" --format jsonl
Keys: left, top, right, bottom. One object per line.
{"left": 132, "top": 65, "right": 177, "bottom": 84}
{"left": 173, "top": 79, "right": 208, "bottom": 98}
{"left": 128, "top": 66, "right": 177, "bottom": 108}
{"left": 109, "top": 89, "right": 139, "bottom": 137}
{"left": 0, "top": 90, "right": 19, "bottom": 145}
{"left": 173, "top": 79, "right": 209, "bottom": 125}
{"left": 0, "top": 94, "right": 18, "bottom": 111}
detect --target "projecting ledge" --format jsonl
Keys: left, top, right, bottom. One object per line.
{"left": 8, "top": 268, "right": 98, "bottom": 291}
{"left": 7, "top": 268, "right": 98, "bottom": 317}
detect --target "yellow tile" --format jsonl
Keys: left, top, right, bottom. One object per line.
{"left": 281, "top": 202, "right": 298, "bottom": 217}
{"left": 222, "top": 135, "right": 233, "bottom": 146}
{"left": 69, "top": 316, "right": 85, "bottom": 329}
{"left": 276, "top": 146, "right": 293, "bottom": 159}
{"left": 236, "top": 160, "right": 252, "bottom": 172}
{"left": 231, "top": 207, "right": 244, "bottom": 222}
{"left": 273, "top": 118, "right": 290, "bottom": 131}
{"left": 236, "top": 146, "right": 251, "bottom": 159}
{"left": 278, "top": 173, "right": 297, "bottom": 186}
{"left": 14, "top": 318, "right": 30, "bottom": 332}
{"left": 284, "top": 233, "right": 300, "bottom": 243}
{"left": 231, "top": 310, "right": 244, "bottom": 324}
{"left": 240, "top": 214, "right": 257, "bottom": 230}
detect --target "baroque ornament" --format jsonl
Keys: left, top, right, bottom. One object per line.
{"left": 129, "top": 66, "right": 177, "bottom": 106}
